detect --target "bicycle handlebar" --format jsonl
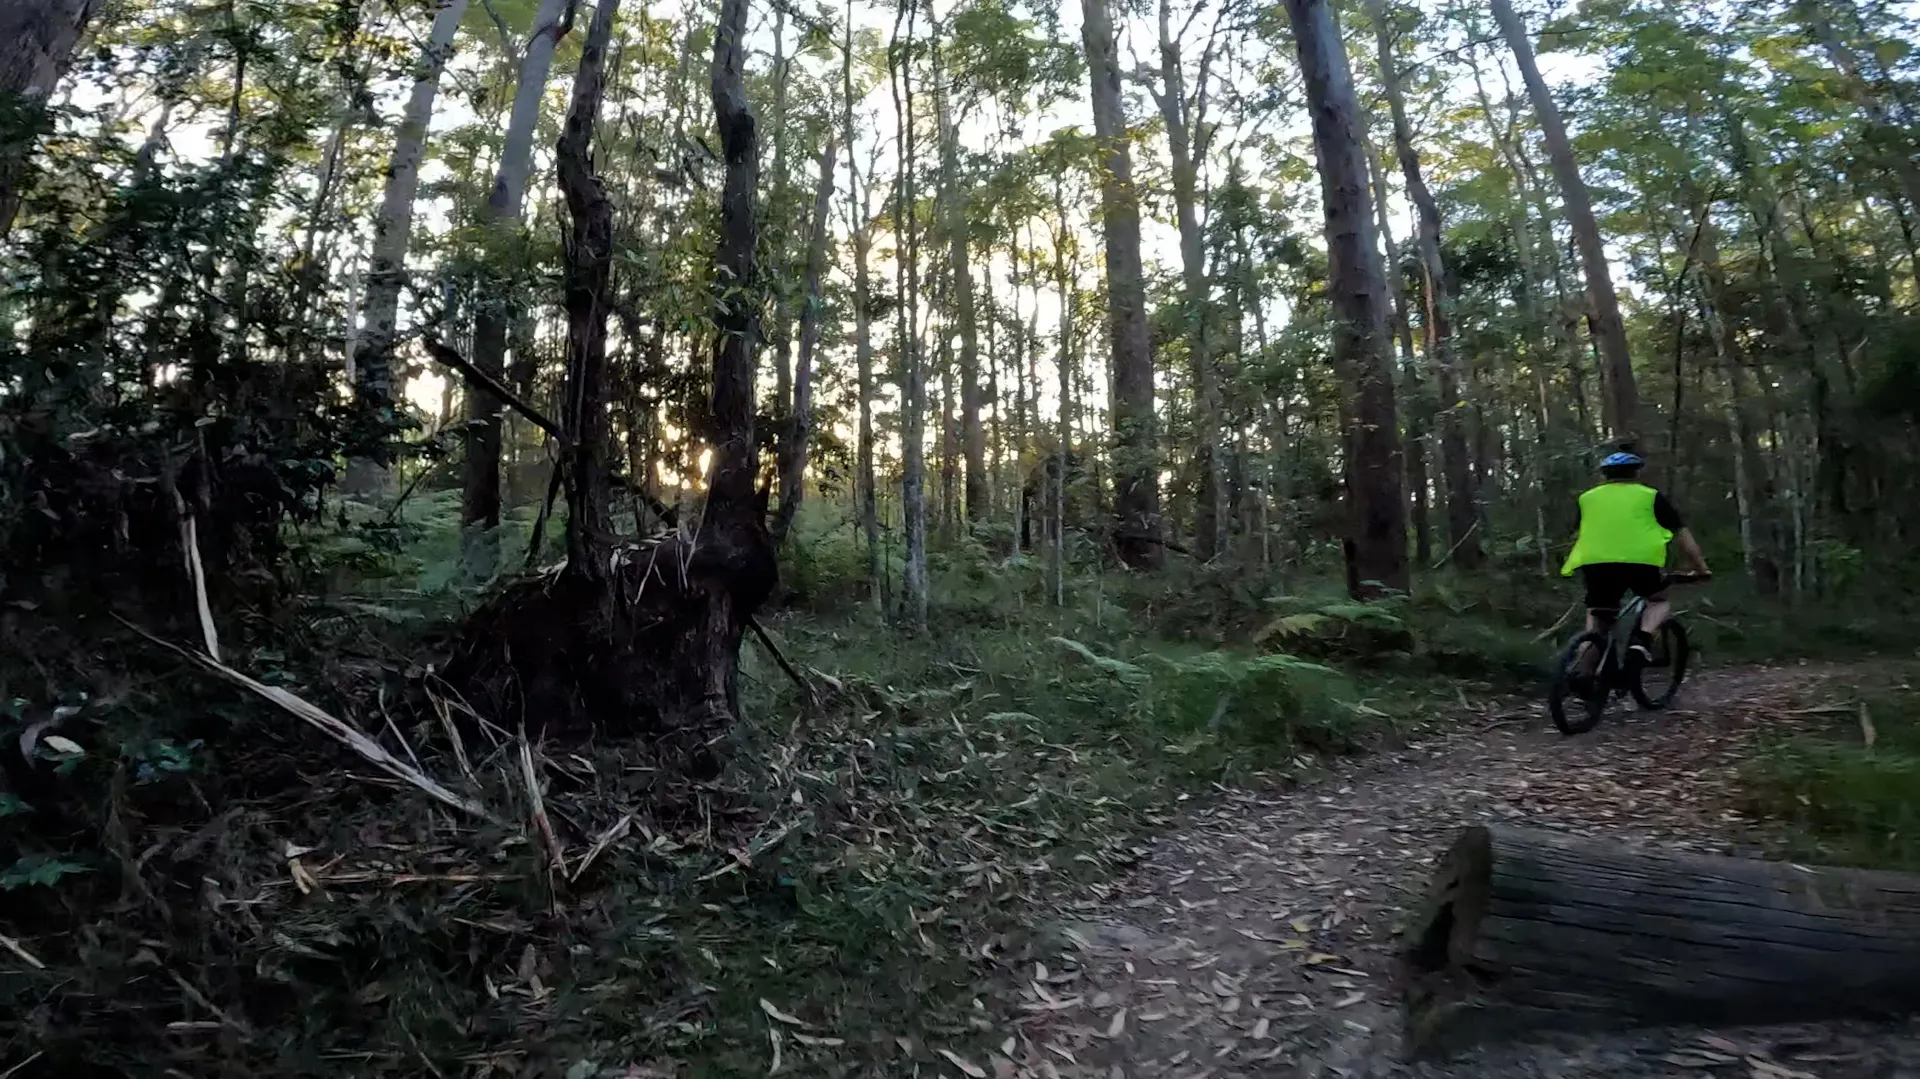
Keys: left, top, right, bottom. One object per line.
{"left": 1664, "top": 570, "right": 1713, "bottom": 585}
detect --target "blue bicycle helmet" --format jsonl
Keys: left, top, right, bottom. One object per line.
{"left": 1600, "top": 451, "right": 1644, "bottom": 469}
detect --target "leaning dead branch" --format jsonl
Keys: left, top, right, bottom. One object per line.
{"left": 119, "top": 618, "right": 497, "bottom": 822}
{"left": 749, "top": 618, "right": 816, "bottom": 706}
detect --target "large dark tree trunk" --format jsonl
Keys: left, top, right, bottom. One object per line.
{"left": 555, "top": 0, "right": 618, "bottom": 586}
{"left": 1492, "top": 0, "right": 1639, "bottom": 443}
{"left": 1408, "top": 824, "right": 1920, "bottom": 1056}
{"left": 1285, "top": 0, "right": 1408, "bottom": 596}
{"left": 773, "top": 139, "right": 837, "bottom": 545}
{"left": 1368, "top": 0, "right": 1479, "bottom": 569}
{"left": 1081, "top": 0, "right": 1163, "bottom": 568}
{"left": 0, "top": 0, "right": 106, "bottom": 236}
{"left": 691, "top": 0, "right": 776, "bottom": 694}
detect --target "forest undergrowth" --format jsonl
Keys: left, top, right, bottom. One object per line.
{"left": 5, "top": 495, "right": 1916, "bottom": 1077}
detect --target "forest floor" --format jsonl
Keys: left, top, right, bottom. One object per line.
{"left": 988, "top": 661, "right": 1920, "bottom": 1079}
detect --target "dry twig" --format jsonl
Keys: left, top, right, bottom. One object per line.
{"left": 518, "top": 737, "right": 566, "bottom": 875}
{"left": 0, "top": 932, "right": 45, "bottom": 970}
{"left": 569, "top": 813, "right": 633, "bottom": 882}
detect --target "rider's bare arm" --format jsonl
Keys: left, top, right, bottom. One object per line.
{"left": 1673, "top": 528, "right": 1711, "bottom": 576}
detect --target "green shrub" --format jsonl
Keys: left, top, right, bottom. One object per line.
{"left": 1137, "top": 650, "right": 1371, "bottom": 753}
{"left": 1253, "top": 597, "right": 1414, "bottom": 661}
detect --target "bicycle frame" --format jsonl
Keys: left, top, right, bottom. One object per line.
{"left": 1589, "top": 573, "right": 1700, "bottom": 681}
{"left": 1611, "top": 595, "right": 1649, "bottom": 660}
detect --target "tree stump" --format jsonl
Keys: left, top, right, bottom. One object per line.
{"left": 1405, "top": 823, "right": 1920, "bottom": 1056}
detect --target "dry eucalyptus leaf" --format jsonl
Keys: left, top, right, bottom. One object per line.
{"left": 758, "top": 999, "right": 808, "bottom": 1027}
{"left": 937, "top": 1048, "right": 987, "bottom": 1078}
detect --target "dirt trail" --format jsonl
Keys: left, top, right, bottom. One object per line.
{"left": 1004, "top": 664, "right": 1920, "bottom": 1079}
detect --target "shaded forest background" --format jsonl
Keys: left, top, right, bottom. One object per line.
{"left": 4, "top": 0, "right": 1920, "bottom": 1072}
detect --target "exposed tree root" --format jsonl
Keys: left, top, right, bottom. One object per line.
{"left": 443, "top": 522, "right": 776, "bottom": 775}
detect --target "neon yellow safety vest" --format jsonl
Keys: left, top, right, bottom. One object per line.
{"left": 1560, "top": 482, "right": 1673, "bottom": 576}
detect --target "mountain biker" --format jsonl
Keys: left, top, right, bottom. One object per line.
{"left": 1560, "top": 451, "right": 1711, "bottom": 665}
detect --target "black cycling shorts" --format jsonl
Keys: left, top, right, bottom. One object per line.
{"left": 1579, "top": 563, "right": 1666, "bottom": 611}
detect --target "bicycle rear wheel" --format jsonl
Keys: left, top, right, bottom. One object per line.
{"left": 1631, "top": 620, "right": 1691, "bottom": 711}
{"left": 1549, "top": 631, "right": 1612, "bottom": 735}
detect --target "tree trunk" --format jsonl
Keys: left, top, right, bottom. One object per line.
{"left": 1285, "top": 0, "right": 1408, "bottom": 596}
{"left": 447, "top": 0, "right": 773, "bottom": 760}
{"left": 556, "top": 0, "right": 619, "bottom": 586}
{"left": 891, "top": 0, "right": 929, "bottom": 630}
{"left": 0, "top": 0, "right": 107, "bottom": 235}
{"left": 939, "top": 335, "right": 958, "bottom": 534}
{"left": 1689, "top": 208, "right": 1780, "bottom": 592}
{"left": 1153, "top": 0, "right": 1224, "bottom": 560}
{"left": 463, "top": 0, "right": 577, "bottom": 581}
{"left": 1369, "top": 0, "right": 1479, "bottom": 568}
{"left": 766, "top": 10, "right": 795, "bottom": 422}
{"left": 773, "top": 139, "right": 837, "bottom": 546}
{"left": 936, "top": 75, "right": 988, "bottom": 525}
{"left": 1081, "top": 0, "right": 1162, "bottom": 568}
{"left": 1491, "top": 0, "right": 1639, "bottom": 444}
{"left": 1408, "top": 824, "right": 1920, "bottom": 1056}
{"left": 1367, "top": 141, "right": 1431, "bottom": 566}
{"left": 844, "top": 4, "right": 881, "bottom": 610}
{"left": 346, "top": 0, "right": 472, "bottom": 494}
{"left": 1050, "top": 168, "right": 1076, "bottom": 605}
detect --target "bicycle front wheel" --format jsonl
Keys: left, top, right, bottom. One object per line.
{"left": 1631, "top": 620, "right": 1691, "bottom": 711}
{"left": 1549, "top": 631, "right": 1612, "bottom": 735}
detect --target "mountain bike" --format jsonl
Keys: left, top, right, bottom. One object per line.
{"left": 1547, "top": 572, "right": 1708, "bottom": 735}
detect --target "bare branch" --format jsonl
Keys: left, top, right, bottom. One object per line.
{"left": 479, "top": 0, "right": 520, "bottom": 61}
{"left": 421, "top": 337, "right": 567, "bottom": 443}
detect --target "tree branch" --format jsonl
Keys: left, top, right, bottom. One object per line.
{"left": 421, "top": 337, "right": 566, "bottom": 443}
{"left": 478, "top": 0, "right": 520, "bottom": 61}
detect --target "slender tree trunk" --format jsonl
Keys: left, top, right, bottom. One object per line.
{"left": 347, "top": 0, "right": 472, "bottom": 494}
{"left": 462, "top": 0, "right": 577, "bottom": 580}
{"left": 891, "top": 0, "right": 929, "bottom": 630}
{"left": 1010, "top": 227, "right": 1031, "bottom": 558}
{"left": 0, "top": 0, "right": 107, "bottom": 235}
{"left": 1285, "top": 0, "right": 1409, "bottom": 597}
{"left": 938, "top": 333, "right": 958, "bottom": 534}
{"left": 767, "top": 10, "right": 795, "bottom": 421}
{"left": 774, "top": 139, "right": 837, "bottom": 545}
{"left": 1152, "top": 0, "right": 1224, "bottom": 559}
{"left": 1368, "top": 142, "right": 1432, "bottom": 565}
{"left": 1082, "top": 0, "right": 1163, "bottom": 568}
{"left": 935, "top": 71, "right": 988, "bottom": 525}
{"left": 1492, "top": 0, "right": 1639, "bottom": 443}
{"left": 1370, "top": 0, "right": 1480, "bottom": 568}
{"left": 845, "top": 6, "right": 882, "bottom": 609}
{"left": 1051, "top": 169, "right": 1076, "bottom": 603}
{"left": 556, "top": 0, "right": 619, "bottom": 586}
{"left": 1689, "top": 210, "right": 1780, "bottom": 592}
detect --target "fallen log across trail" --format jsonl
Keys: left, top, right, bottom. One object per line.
{"left": 1405, "top": 823, "right": 1920, "bottom": 1056}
